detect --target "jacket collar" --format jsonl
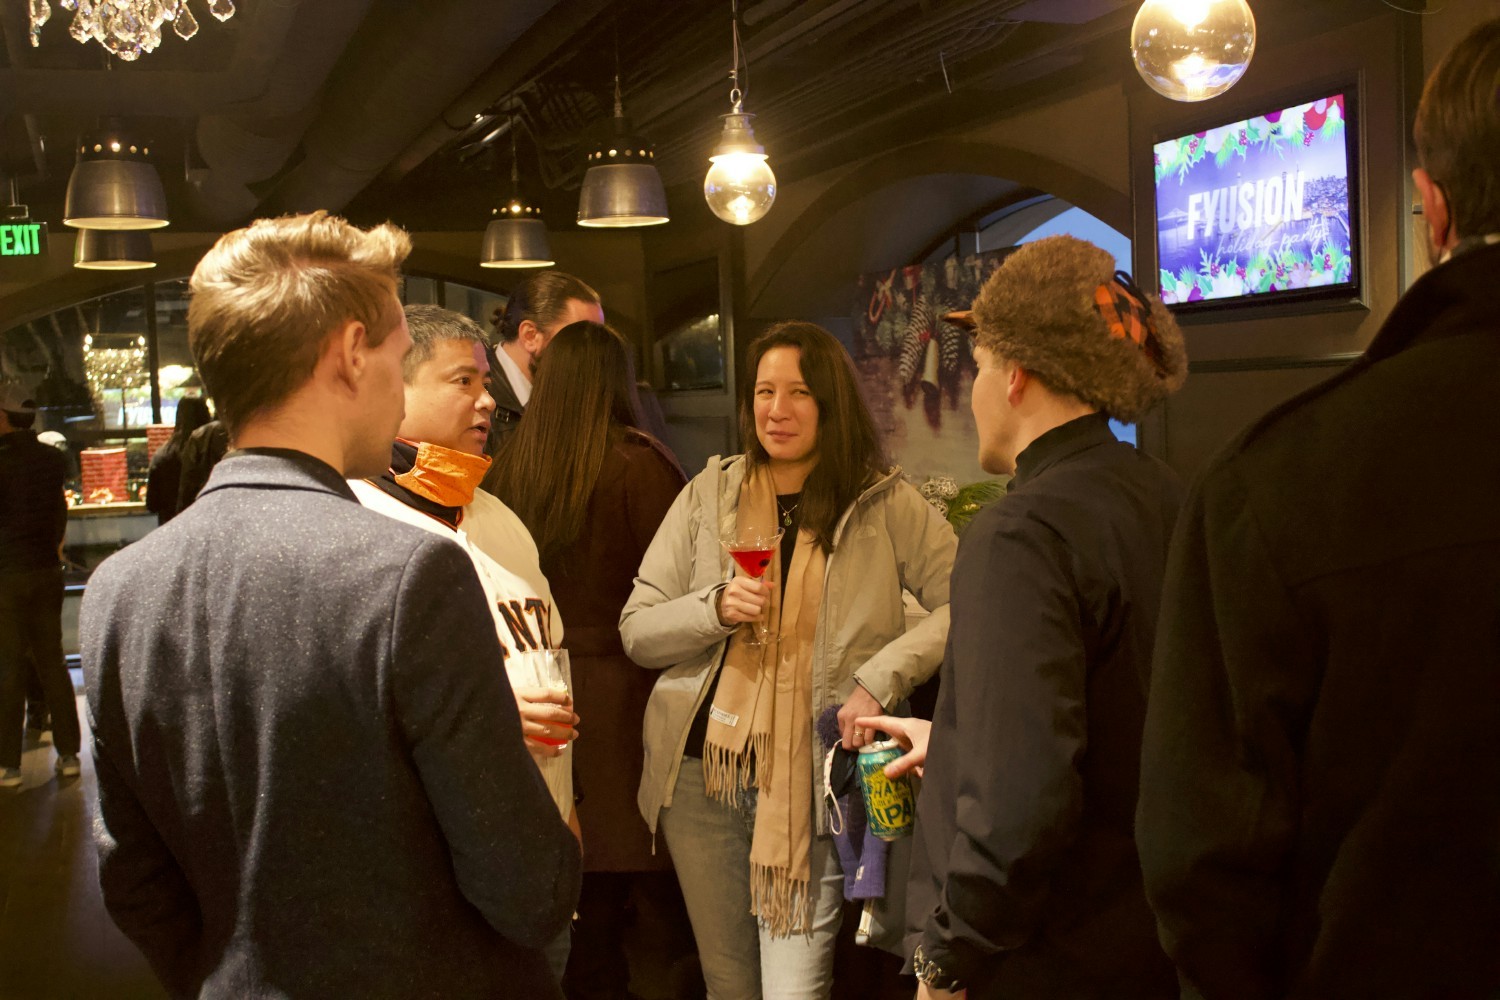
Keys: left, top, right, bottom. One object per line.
{"left": 197, "top": 448, "right": 358, "bottom": 503}
{"left": 1011, "top": 411, "right": 1115, "bottom": 489}
{"left": 708, "top": 454, "right": 904, "bottom": 548}
{"left": 1366, "top": 240, "right": 1500, "bottom": 363}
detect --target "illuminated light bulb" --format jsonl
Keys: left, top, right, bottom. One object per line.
{"left": 703, "top": 113, "right": 777, "bottom": 226}
{"left": 1165, "top": 0, "right": 1211, "bottom": 28}
{"left": 1131, "top": 0, "right": 1255, "bottom": 102}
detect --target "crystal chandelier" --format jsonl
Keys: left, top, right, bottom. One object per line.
{"left": 28, "top": 0, "right": 236, "bottom": 61}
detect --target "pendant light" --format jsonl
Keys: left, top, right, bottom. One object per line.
{"left": 63, "top": 129, "right": 169, "bottom": 230}
{"left": 577, "top": 74, "right": 670, "bottom": 227}
{"left": 481, "top": 111, "right": 554, "bottom": 269}
{"left": 703, "top": 0, "right": 775, "bottom": 226}
{"left": 74, "top": 229, "right": 156, "bottom": 270}
{"left": 1131, "top": 0, "right": 1256, "bottom": 102}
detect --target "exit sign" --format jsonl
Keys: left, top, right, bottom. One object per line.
{"left": 0, "top": 222, "right": 47, "bottom": 257}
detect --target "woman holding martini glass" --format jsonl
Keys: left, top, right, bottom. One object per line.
{"left": 622, "top": 322, "right": 957, "bottom": 998}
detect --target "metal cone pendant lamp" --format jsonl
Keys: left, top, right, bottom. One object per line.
{"left": 482, "top": 115, "right": 554, "bottom": 269}
{"left": 64, "top": 129, "right": 169, "bottom": 230}
{"left": 75, "top": 229, "right": 156, "bottom": 270}
{"left": 577, "top": 76, "right": 669, "bottom": 228}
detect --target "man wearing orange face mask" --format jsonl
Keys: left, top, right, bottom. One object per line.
{"left": 349, "top": 304, "right": 581, "bottom": 978}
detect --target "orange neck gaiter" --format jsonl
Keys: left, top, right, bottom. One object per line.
{"left": 393, "top": 439, "right": 492, "bottom": 508}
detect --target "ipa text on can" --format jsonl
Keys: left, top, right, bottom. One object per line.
{"left": 857, "top": 739, "right": 915, "bottom": 840}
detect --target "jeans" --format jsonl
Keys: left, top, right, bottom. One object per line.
{"left": 659, "top": 758, "right": 845, "bottom": 1000}
{"left": 0, "top": 568, "right": 80, "bottom": 769}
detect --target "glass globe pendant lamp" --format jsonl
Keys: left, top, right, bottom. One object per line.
{"left": 703, "top": 0, "right": 776, "bottom": 226}
{"left": 704, "top": 108, "right": 776, "bottom": 226}
{"left": 1131, "top": 0, "right": 1256, "bottom": 102}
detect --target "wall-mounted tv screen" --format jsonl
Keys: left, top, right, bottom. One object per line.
{"left": 1153, "top": 92, "right": 1357, "bottom": 309}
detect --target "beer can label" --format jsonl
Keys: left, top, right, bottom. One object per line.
{"left": 857, "top": 739, "right": 915, "bottom": 840}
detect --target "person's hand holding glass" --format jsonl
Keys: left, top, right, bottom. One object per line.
{"left": 507, "top": 648, "right": 577, "bottom": 759}
{"left": 717, "top": 526, "right": 783, "bottom": 646}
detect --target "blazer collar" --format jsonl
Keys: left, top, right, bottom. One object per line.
{"left": 197, "top": 448, "right": 358, "bottom": 503}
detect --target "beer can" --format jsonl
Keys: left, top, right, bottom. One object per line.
{"left": 857, "top": 739, "right": 915, "bottom": 841}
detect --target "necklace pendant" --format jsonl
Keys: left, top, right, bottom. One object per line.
{"left": 782, "top": 512, "right": 792, "bottom": 527}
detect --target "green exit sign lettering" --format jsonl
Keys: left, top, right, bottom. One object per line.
{"left": 0, "top": 222, "right": 47, "bottom": 257}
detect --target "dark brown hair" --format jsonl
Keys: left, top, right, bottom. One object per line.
{"left": 188, "top": 211, "right": 410, "bottom": 436}
{"left": 491, "top": 271, "right": 601, "bottom": 345}
{"left": 485, "top": 321, "right": 646, "bottom": 565}
{"left": 1414, "top": 17, "right": 1500, "bottom": 238}
{"left": 740, "top": 322, "right": 887, "bottom": 553}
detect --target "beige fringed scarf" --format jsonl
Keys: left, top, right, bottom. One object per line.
{"left": 702, "top": 463, "right": 826, "bottom": 937}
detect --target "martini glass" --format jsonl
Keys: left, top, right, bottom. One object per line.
{"left": 721, "top": 526, "right": 784, "bottom": 646}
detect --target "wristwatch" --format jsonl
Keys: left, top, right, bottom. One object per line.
{"left": 913, "top": 943, "right": 966, "bottom": 992}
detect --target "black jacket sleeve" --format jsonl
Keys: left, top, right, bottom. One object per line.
{"left": 920, "top": 512, "right": 1089, "bottom": 981}
{"left": 1136, "top": 468, "right": 1317, "bottom": 1000}
{"left": 388, "top": 537, "right": 582, "bottom": 948}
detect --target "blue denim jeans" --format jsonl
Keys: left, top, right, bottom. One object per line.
{"left": 659, "top": 757, "right": 845, "bottom": 1000}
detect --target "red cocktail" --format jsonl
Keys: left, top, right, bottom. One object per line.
{"left": 721, "top": 527, "right": 784, "bottom": 646}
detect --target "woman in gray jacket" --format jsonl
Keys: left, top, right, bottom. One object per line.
{"left": 620, "top": 322, "right": 957, "bottom": 999}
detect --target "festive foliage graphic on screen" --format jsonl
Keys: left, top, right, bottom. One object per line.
{"left": 1154, "top": 93, "right": 1354, "bottom": 305}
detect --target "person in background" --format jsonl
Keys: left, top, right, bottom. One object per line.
{"left": 484, "top": 270, "right": 604, "bottom": 455}
{"left": 882, "top": 235, "right": 1187, "bottom": 999}
{"left": 621, "top": 322, "right": 956, "bottom": 999}
{"left": 174, "top": 415, "right": 229, "bottom": 512}
{"left": 81, "top": 212, "right": 579, "bottom": 998}
{"left": 0, "top": 384, "right": 82, "bottom": 788}
{"left": 347, "top": 303, "right": 579, "bottom": 980}
{"left": 145, "top": 396, "right": 212, "bottom": 525}
{"left": 1137, "top": 19, "right": 1500, "bottom": 999}
{"left": 488, "top": 320, "right": 690, "bottom": 1000}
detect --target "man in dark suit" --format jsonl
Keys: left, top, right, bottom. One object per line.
{"left": 484, "top": 270, "right": 603, "bottom": 455}
{"left": 1137, "top": 18, "right": 1500, "bottom": 1000}
{"left": 82, "top": 211, "right": 580, "bottom": 999}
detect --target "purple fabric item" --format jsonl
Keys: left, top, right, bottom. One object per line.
{"left": 817, "top": 706, "right": 889, "bottom": 900}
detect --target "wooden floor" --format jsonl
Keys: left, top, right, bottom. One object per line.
{"left": 0, "top": 689, "right": 166, "bottom": 1000}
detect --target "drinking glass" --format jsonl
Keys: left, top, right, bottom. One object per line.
{"left": 720, "top": 526, "right": 784, "bottom": 646}
{"left": 504, "top": 648, "right": 573, "bottom": 748}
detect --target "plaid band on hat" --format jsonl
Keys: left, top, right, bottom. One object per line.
{"left": 1093, "top": 271, "right": 1167, "bottom": 376}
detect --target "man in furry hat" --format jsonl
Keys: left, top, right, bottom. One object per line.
{"left": 861, "top": 234, "right": 1188, "bottom": 998}
{"left": 1137, "top": 18, "right": 1500, "bottom": 999}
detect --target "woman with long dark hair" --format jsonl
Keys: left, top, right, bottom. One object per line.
{"left": 484, "top": 321, "right": 689, "bottom": 998}
{"left": 145, "top": 396, "right": 212, "bottom": 524}
{"left": 621, "top": 321, "right": 957, "bottom": 998}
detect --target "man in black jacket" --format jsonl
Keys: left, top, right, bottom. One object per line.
{"left": 1137, "top": 18, "right": 1500, "bottom": 1000}
{"left": 82, "top": 211, "right": 580, "bottom": 999}
{"left": 895, "top": 236, "right": 1188, "bottom": 998}
{"left": 484, "top": 270, "right": 602, "bottom": 456}
{"left": 0, "top": 384, "right": 82, "bottom": 788}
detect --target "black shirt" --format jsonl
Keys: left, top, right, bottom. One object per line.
{"left": 0, "top": 429, "right": 68, "bottom": 574}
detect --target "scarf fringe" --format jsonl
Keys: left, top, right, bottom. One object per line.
{"left": 751, "top": 860, "right": 813, "bottom": 938}
{"left": 702, "top": 733, "right": 773, "bottom": 805}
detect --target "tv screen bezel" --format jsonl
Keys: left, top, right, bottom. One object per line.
{"left": 1147, "top": 80, "right": 1364, "bottom": 318}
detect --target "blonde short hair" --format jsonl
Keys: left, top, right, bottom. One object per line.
{"left": 188, "top": 211, "right": 412, "bottom": 435}
{"left": 971, "top": 235, "right": 1187, "bottom": 423}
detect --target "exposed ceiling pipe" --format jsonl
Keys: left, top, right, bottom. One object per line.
{"left": 380, "top": 0, "right": 616, "bottom": 186}
{"left": 260, "top": 0, "right": 564, "bottom": 217}
{"left": 187, "top": 0, "right": 378, "bottom": 226}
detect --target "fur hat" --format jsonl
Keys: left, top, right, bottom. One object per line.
{"left": 970, "top": 235, "right": 1187, "bottom": 422}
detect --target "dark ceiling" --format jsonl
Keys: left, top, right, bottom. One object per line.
{"left": 0, "top": 0, "right": 1146, "bottom": 235}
